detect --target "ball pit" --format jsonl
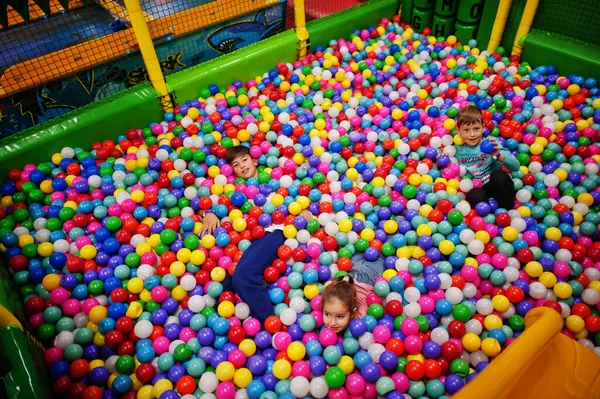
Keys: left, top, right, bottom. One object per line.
{"left": 2, "top": 15, "right": 600, "bottom": 399}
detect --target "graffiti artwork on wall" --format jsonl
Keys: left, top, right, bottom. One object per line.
{"left": 0, "top": 5, "right": 285, "bottom": 137}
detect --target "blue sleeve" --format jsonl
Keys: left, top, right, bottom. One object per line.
{"left": 499, "top": 148, "right": 520, "bottom": 172}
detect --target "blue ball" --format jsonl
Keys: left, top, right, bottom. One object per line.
{"left": 480, "top": 139, "right": 495, "bottom": 154}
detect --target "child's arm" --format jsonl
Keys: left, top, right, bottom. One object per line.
{"left": 491, "top": 139, "right": 520, "bottom": 172}
{"left": 199, "top": 211, "right": 220, "bottom": 236}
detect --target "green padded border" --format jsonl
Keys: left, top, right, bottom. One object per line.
{"left": 0, "top": 84, "right": 162, "bottom": 181}
{"left": 475, "top": 0, "right": 499, "bottom": 50}
{"left": 522, "top": 29, "right": 600, "bottom": 81}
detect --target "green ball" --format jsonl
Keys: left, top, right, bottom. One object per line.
{"left": 38, "top": 323, "right": 56, "bottom": 340}
{"left": 43, "top": 306, "right": 62, "bottom": 323}
{"left": 402, "top": 184, "right": 417, "bottom": 199}
{"left": 447, "top": 210, "right": 463, "bottom": 225}
{"left": 116, "top": 355, "right": 135, "bottom": 374}
{"left": 415, "top": 315, "right": 430, "bottom": 332}
{"left": 88, "top": 280, "right": 104, "bottom": 295}
{"left": 452, "top": 304, "right": 471, "bottom": 322}
{"left": 397, "top": 356, "right": 408, "bottom": 372}
{"left": 201, "top": 306, "right": 216, "bottom": 318}
{"left": 56, "top": 317, "right": 75, "bottom": 332}
{"left": 160, "top": 229, "right": 177, "bottom": 245}
{"left": 74, "top": 328, "right": 94, "bottom": 345}
{"left": 106, "top": 216, "right": 122, "bottom": 232}
{"left": 173, "top": 343, "right": 193, "bottom": 362}
{"left": 450, "top": 359, "right": 470, "bottom": 377}
{"left": 367, "top": 304, "right": 384, "bottom": 320}
{"left": 324, "top": 366, "right": 345, "bottom": 388}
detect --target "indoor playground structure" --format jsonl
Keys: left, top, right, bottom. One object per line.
{"left": 1, "top": 0, "right": 600, "bottom": 398}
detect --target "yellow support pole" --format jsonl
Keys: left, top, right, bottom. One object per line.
{"left": 487, "top": 0, "right": 513, "bottom": 53}
{"left": 294, "top": 0, "right": 309, "bottom": 61}
{"left": 123, "top": 0, "right": 173, "bottom": 112}
{"left": 512, "top": 0, "right": 539, "bottom": 56}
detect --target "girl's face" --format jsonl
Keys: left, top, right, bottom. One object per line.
{"left": 323, "top": 298, "right": 352, "bottom": 333}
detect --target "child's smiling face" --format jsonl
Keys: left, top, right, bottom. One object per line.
{"left": 323, "top": 298, "right": 353, "bottom": 333}
{"left": 458, "top": 121, "right": 484, "bottom": 147}
{"left": 231, "top": 154, "right": 258, "bottom": 179}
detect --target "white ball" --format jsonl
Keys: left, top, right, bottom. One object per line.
{"left": 438, "top": 273, "right": 452, "bottom": 289}
{"left": 54, "top": 331, "right": 75, "bottom": 349}
{"left": 467, "top": 240, "right": 484, "bottom": 255}
{"left": 358, "top": 332, "right": 375, "bottom": 350}
{"left": 73, "top": 313, "right": 89, "bottom": 328}
{"left": 235, "top": 303, "right": 251, "bottom": 320}
{"left": 515, "top": 189, "right": 532, "bottom": 203}
{"left": 430, "top": 327, "right": 450, "bottom": 344}
{"left": 105, "top": 355, "right": 119, "bottom": 373}
{"left": 199, "top": 372, "right": 218, "bottom": 393}
{"left": 404, "top": 287, "right": 421, "bottom": 303}
{"left": 290, "top": 376, "right": 310, "bottom": 397}
{"left": 403, "top": 303, "right": 422, "bottom": 318}
{"left": 367, "top": 343, "right": 385, "bottom": 363}
{"left": 180, "top": 275, "right": 197, "bottom": 291}
{"left": 529, "top": 282, "right": 547, "bottom": 299}
{"left": 459, "top": 229, "right": 475, "bottom": 244}
{"left": 133, "top": 319, "right": 153, "bottom": 339}
{"left": 462, "top": 283, "right": 477, "bottom": 298}
{"left": 309, "top": 376, "right": 329, "bottom": 398}
{"left": 188, "top": 295, "right": 206, "bottom": 313}
{"left": 470, "top": 350, "right": 489, "bottom": 367}
{"left": 465, "top": 319, "right": 483, "bottom": 335}
{"left": 503, "top": 266, "right": 520, "bottom": 283}
{"left": 476, "top": 299, "right": 494, "bottom": 315}
{"left": 555, "top": 249, "right": 572, "bottom": 263}
{"left": 459, "top": 179, "right": 474, "bottom": 193}
{"left": 582, "top": 289, "right": 600, "bottom": 306}
{"left": 290, "top": 297, "right": 307, "bottom": 313}
{"left": 445, "top": 287, "right": 464, "bottom": 305}
{"left": 137, "top": 264, "right": 155, "bottom": 278}
{"left": 279, "top": 308, "right": 297, "bottom": 326}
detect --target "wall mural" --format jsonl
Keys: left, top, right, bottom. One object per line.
{"left": 0, "top": 4, "right": 285, "bottom": 137}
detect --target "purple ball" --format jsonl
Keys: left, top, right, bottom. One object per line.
{"left": 349, "top": 319, "right": 367, "bottom": 337}
{"left": 247, "top": 355, "right": 267, "bottom": 375}
{"left": 361, "top": 362, "right": 381, "bottom": 382}
{"left": 445, "top": 374, "right": 465, "bottom": 394}
{"left": 423, "top": 340, "right": 441, "bottom": 358}
{"left": 197, "top": 327, "right": 215, "bottom": 346}
{"left": 378, "top": 350, "right": 398, "bottom": 371}
{"left": 309, "top": 356, "right": 326, "bottom": 376}
{"left": 255, "top": 331, "right": 272, "bottom": 349}
{"left": 167, "top": 365, "right": 185, "bottom": 383}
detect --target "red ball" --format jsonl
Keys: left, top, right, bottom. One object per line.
{"left": 228, "top": 325, "right": 246, "bottom": 344}
{"left": 104, "top": 330, "right": 124, "bottom": 349}
{"left": 176, "top": 376, "right": 196, "bottom": 395}
{"left": 585, "top": 315, "right": 600, "bottom": 333}
{"left": 505, "top": 286, "right": 524, "bottom": 303}
{"left": 53, "top": 376, "right": 72, "bottom": 396}
{"left": 264, "top": 266, "right": 280, "bottom": 283}
{"left": 441, "top": 341, "right": 461, "bottom": 360}
{"left": 136, "top": 363, "right": 155, "bottom": 384}
{"left": 385, "top": 338, "right": 404, "bottom": 356}
{"left": 543, "top": 300, "right": 562, "bottom": 314}
{"left": 385, "top": 300, "right": 403, "bottom": 317}
{"left": 571, "top": 303, "right": 591, "bottom": 319}
{"left": 447, "top": 320, "right": 466, "bottom": 338}
{"left": 264, "top": 316, "right": 282, "bottom": 333}
{"left": 82, "top": 386, "right": 103, "bottom": 399}
{"left": 69, "top": 359, "right": 90, "bottom": 379}
{"left": 405, "top": 360, "right": 425, "bottom": 380}
{"left": 424, "top": 359, "right": 442, "bottom": 379}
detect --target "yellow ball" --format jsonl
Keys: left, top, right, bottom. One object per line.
{"left": 577, "top": 193, "right": 594, "bottom": 207}
{"left": 201, "top": 234, "right": 216, "bottom": 249}
{"left": 218, "top": 301, "right": 235, "bottom": 318}
{"left": 239, "top": 339, "right": 257, "bottom": 357}
{"left": 383, "top": 220, "right": 398, "bottom": 234}
{"left": 462, "top": 333, "right": 481, "bottom": 352}
{"left": 480, "top": 337, "right": 501, "bottom": 357}
{"left": 287, "top": 342, "right": 306, "bottom": 361}
{"left": 524, "top": 261, "right": 543, "bottom": 278}
{"left": 38, "top": 242, "right": 54, "bottom": 257}
{"left": 170, "top": 261, "right": 186, "bottom": 277}
{"left": 565, "top": 315, "right": 585, "bottom": 333}
{"left": 216, "top": 361, "right": 235, "bottom": 381}
{"left": 190, "top": 250, "right": 206, "bottom": 266}
{"left": 126, "top": 302, "right": 143, "bottom": 319}
{"left": 153, "top": 379, "right": 173, "bottom": 398}
{"left": 211, "top": 266, "right": 226, "bottom": 283}
{"left": 89, "top": 305, "right": 108, "bottom": 325}
{"left": 553, "top": 282, "right": 573, "bottom": 299}
{"left": 361, "top": 228, "right": 375, "bottom": 242}
{"left": 42, "top": 274, "right": 61, "bottom": 291}
{"left": 491, "top": 295, "right": 510, "bottom": 313}
{"left": 272, "top": 359, "right": 292, "bottom": 379}
{"left": 80, "top": 244, "right": 97, "bottom": 260}
{"left": 303, "top": 284, "right": 320, "bottom": 299}
{"left": 176, "top": 248, "right": 191, "bottom": 263}
{"left": 171, "top": 286, "right": 187, "bottom": 301}
{"left": 416, "top": 224, "right": 432, "bottom": 237}
{"left": 127, "top": 278, "right": 144, "bottom": 294}
{"left": 439, "top": 240, "right": 455, "bottom": 255}
{"left": 483, "top": 314, "right": 502, "bottom": 331}
{"left": 338, "top": 355, "right": 355, "bottom": 375}
{"left": 234, "top": 368, "right": 252, "bottom": 388}
{"left": 283, "top": 225, "right": 298, "bottom": 239}
{"left": 338, "top": 219, "right": 353, "bottom": 233}
{"left": 545, "top": 227, "right": 562, "bottom": 241}
{"left": 288, "top": 202, "right": 302, "bottom": 215}
{"left": 539, "top": 272, "right": 557, "bottom": 288}
{"left": 501, "top": 226, "right": 518, "bottom": 241}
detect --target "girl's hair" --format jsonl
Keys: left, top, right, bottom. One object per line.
{"left": 456, "top": 105, "right": 483, "bottom": 127}
{"left": 225, "top": 145, "right": 251, "bottom": 165}
{"left": 322, "top": 275, "right": 358, "bottom": 314}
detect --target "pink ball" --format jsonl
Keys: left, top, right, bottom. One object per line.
{"left": 404, "top": 334, "right": 423, "bottom": 354}
{"left": 82, "top": 298, "right": 100, "bottom": 313}
{"left": 179, "top": 327, "right": 196, "bottom": 343}
{"left": 49, "top": 287, "right": 69, "bottom": 305}
{"left": 391, "top": 372, "right": 410, "bottom": 392}
{"left": 228, "top": 349, "right": 247, "bottom": 368}
{"left": 151, "top": 286, "right": 169, "bottom": 303}
{"left": 29, "top": 313, "right": 45, "bottom": 328}
{"left": 346, "top": 373, "right": 366, "bottom": 395}
{"left": 491, "top": 253, "right": 508, "bottom": 269}
{"left": 228, "top": 317, "right": 241, "bottom": 328}
{"left": 243, "top": 318, "right": 261, "bottom": 336}
{"left": 365, "top": 292, "right": 382, "bottom": 306}
{"left": 372, "top": 325, "right": 391, "bottom": 344}
{"left": 418, "top": 296, "right": 435, "bottom": 313}
{"left": 328, "top": 387, "right": 349, "bottom": 399}
{"left": 461, "top": 266, "right": 478, "bottom": 281}
{"left": 277, "top": 278, "right": 291, "bottom": 292}
{"left": 273, "top": 332, "right": 292, "bottom": 351}
{"left": 152, "top": 336, "right": 170, "bottom": 354}
{"left": 141, "top": 252, "right": 157, "bottom": 265}
{"left": 292, "top": 360, "right": 311, "bottom": 378}
{"left": 44, "top": 347, "right": 64, "bottom": 364}
{"left": 553, "top": 262, "right": 571, "bottom": 278}
{"left": 319, "top": 328, "right": 337, "bottom": 347}
{"left": 400, "top": 318, "right": 419, "bottom": 336}
{"left": 62, "top": 298, "right": 81, "bottom": 316}
{"left": 220, "top": 164, "right": 233, "bottom": 176}
{"left": 307, "top": 243, "right": 322, "bottom": 258}
{"left": 301, "top": 332, "right": 319, "bottom": 344}
{"left": 216, "top": 382, "right": 236, "bottom": 399}
{"left": 363, "top": 382, "right": 378, "bottom": 399}
{"left": 311, "top": 310, "right": 324, "bottom": 327}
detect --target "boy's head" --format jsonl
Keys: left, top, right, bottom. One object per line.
{"left": 322, "top": 275, "right": 358, "bottom": 333}
{"left": 457, "top": 106, "right": 484, "bottom": 147}
{"left": 225, "top": 146, "right": 258, "bottom": 179}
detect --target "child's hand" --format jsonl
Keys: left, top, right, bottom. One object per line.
{"left": 299, "top": 210, "right": 313, "bottom": 220}
{"left": 199, "top": 213, "right": 220, "bottom": 236}
{"left": 489, "top": 138, "right": 503, "bottom": 160}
